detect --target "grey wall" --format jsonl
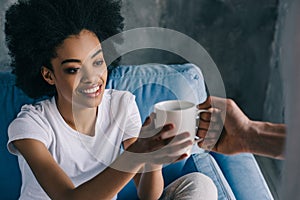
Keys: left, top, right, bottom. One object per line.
{"left": 258, "top": 0, "right": 286, "bottom": 197}
{"left": 0, "top": 0, "right": 16, "bottom": 68}
{"left": 121, "top": 0, "right": 279, "bottom": 121}
{"left": 274, "top": 0, "right": 300, "bottom": 199}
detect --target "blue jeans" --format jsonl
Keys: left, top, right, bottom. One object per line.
{"left": 182, "top": 153, "right": 274, "bottom": 200}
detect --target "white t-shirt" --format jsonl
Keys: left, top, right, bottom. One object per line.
{"left": 7, "top": 89, "right": 142, "bottom": 200}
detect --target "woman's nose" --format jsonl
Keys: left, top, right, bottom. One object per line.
{"left": 81, "top": 67, "right": 100, "bottom": 84}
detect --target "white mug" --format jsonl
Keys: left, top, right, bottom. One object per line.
{"left": 154, "top": 100, "right": 206, "bottom": 156}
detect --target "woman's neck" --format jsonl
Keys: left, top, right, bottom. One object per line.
{"left": 56, "top": 98, "right": 98, "bottom": 136}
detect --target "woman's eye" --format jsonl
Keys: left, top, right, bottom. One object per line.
{"left": 93, "top": 60, "right": 104, "bottom": 67}
{"left": 64, "top": 68, "right": 80, "bottom": 74}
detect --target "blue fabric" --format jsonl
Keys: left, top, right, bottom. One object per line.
{"left": 0, "top": 72, "right": 33, "bottom": 200}
{"left": 107, "top": 63, "right": 207, "bottom": 123}
{"left": 0, "top": 64, "right": 272, "bottom": 200}
{"left": 210, "top": 152, "right": 273, "bottom": 200}
{"left": 182, "top": 154, "right": 236, "bottom": 200}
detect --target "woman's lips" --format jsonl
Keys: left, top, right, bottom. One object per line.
{"left": 79, "top": 84, "right": 102, "bottom": 97}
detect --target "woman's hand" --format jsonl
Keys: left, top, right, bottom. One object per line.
{"left": 127, "top": 113, "right": 193, "bottom": 166}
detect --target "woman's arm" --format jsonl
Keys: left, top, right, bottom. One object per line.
{"left": 13, "top": 116, "right": 191, "bottom": 200}
{"left": 13, "top": 139, "right": 143, "bottom": 200}
{"left": 124, "top": 114, "right": 192, "bottom": 200}
{"left": 123, "top": 137, "right": 164, "bottom": 200}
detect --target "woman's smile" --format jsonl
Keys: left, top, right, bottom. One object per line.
{"left": 48, "top": 29, "right": 108, "bottom": 109}
{"left": 78, "top": 83, "right": 103, "bottom": 98}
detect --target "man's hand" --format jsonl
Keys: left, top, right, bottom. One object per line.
{"left": 197, "top": 96, "right": 251, "bottom": 154}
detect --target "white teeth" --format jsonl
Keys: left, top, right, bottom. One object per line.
{"left": 81, "top": 86, "right": 100, "bottom": 94}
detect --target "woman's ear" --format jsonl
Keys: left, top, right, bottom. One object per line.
{"left": 41, "top": 66, "right": 55, "bottom": 85}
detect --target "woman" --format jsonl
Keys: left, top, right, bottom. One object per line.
{"left": 5, "top": 0, "right": 217, "bottom": 199}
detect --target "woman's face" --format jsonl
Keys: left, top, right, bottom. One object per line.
{"left": 49, "top": 29, "right": 107, "bottom": 109}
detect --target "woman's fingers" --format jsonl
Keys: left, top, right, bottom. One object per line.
{"left": 136, "top": 112, "right": 197, "bottom": 165}
{"left": 140, "top": 121, "right": 174, "bottom": 139}
{"left": 129, "top": 131, "right": 193, "bottom": 165}
{"left": 141, "top": 112, "right": 156, "bottom": 131}
{"left": 149, "top": 139, "right": 193, "bottom": 164}
{"left": 150, "top": 131, "right": 192, "bottom": 152}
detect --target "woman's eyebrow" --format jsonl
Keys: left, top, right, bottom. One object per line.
{"left": 91, "top": 49, "right": 102, "bottom": 59}
{"left": 61, "top": 59, "right": 81, "bottom": 65}
{"left": 60, "top": 49, "right": 102, "bottom": 65}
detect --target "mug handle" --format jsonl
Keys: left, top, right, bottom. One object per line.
{"left": 194, "top": 109, "right": 210, "bottom": 156}
{"left": 195, "top": 109, "right": 208, "bottom": 142}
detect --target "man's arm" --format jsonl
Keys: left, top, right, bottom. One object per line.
{"left": 247, "top": 120, "right": 285, "bottom": 159}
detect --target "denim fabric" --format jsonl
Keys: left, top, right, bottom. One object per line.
{"left": 211, "top": 152, "right": 274, "bottom": 200}
{"left": 182, "top": 154, "right": 236, "bottom": 200}
{"left": 107, "top": 63, "right": 207, "bottom": 123}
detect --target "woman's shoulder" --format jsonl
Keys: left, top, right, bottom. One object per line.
{"left": 8, "top": 98, "right": 55, "bottom": 155}
{"left": 20, "top": 97, "right": 54, "bottom": 113}
{"left": 16, "top": 97, "right": 56, "bottom": 121}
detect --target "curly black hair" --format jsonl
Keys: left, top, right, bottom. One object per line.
{"left": 5, "top": 0, "right": 124, "bottom": 98}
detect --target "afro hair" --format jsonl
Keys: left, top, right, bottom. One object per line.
{"left": 5, "top": 0, "right": 124, "bottom": 98}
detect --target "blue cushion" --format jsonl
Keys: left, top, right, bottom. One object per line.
{"left": 107, "top": 63, "right": 206, "bottom": 123}
{"left": 0, "top": 72, "right": 34, "bottom": 199}
{"left": 0, "top": 63, "right": 206, "bottom": 199}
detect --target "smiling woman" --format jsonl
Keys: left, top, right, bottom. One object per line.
{"left": 4, "top": 0, "right": 217, "bottom": 199}
{"left": 42, "top": 30, "right": 107, "bottom": 110}
{"left": 40, "top": 30, "right": 107, "bottom": 135}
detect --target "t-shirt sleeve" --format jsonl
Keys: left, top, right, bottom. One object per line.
{"left": 122, "top": 93, "right": 142, "bottom": 141}
{"left": 7, "top": 105, "right": 51, "bottom": 156}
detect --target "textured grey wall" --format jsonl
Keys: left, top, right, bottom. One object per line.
{"left": 278, "top": 0, "right": 300, "bottom": 198}
{"left": 0, "top": 0, "right": 16, "bottom": 68}
{"left": 259, "top": 0, "right": 286, "bottom": 197}
{"left": 120, "top": 0, "right": 279, "bottom": 121}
